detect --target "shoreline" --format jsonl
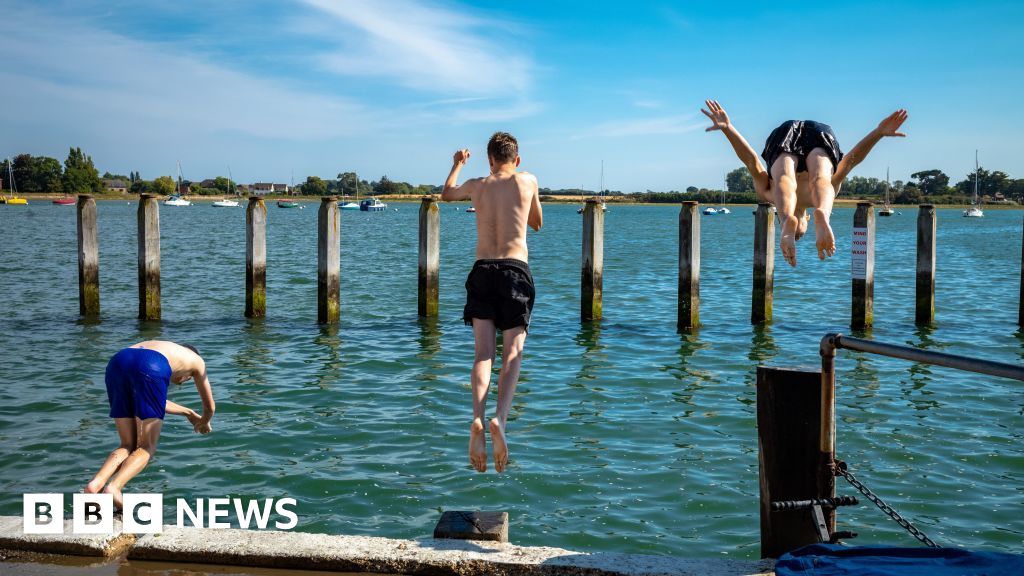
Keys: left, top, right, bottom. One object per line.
{"left": 5, "top": 192, "right": 1019, "bottom": 208}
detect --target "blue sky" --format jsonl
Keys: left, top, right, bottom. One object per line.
{"left": 1, "top": 0, "right": 1021, "bottom": 190}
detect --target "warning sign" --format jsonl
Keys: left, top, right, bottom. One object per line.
{"left": 851, "top": 227, "right": 868, "bottom": 280}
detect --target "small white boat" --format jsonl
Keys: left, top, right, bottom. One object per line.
{"left": 466, "top": 207, "right": 476, "bottom": 213}
{"left": 717, "top": 206, "right": 731, "bottom": 214}
{"left": 165, "top": 162, "right": 191, "bottom": 206}
{"left": 702, "top": 206, "right": 719, "bottom": 215}
{"left": 164, "top": 195, "right": 191, "bottom": 206}
{"left": 360, "top": 198, "right": 387, "bottom": 212}
{"left": 212, "top": 198, "right": 239, "bottom": 207}
{"left": 340, "top": 202, "right": 360, "bottom": 211}
{"left": 963, "top": 151, "right": 984, "bottom": 218}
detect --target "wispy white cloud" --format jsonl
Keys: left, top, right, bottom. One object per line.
{"left": 300, "top": 0, "right": 535, "bottom": 104}
{"left": 0, "top": 5, "right": 374, "bottom": 141}
{"left": 572, "top": 115, "right": 705, "bottom": 139}
{"left": 632, "top": 99, "right": 665, "bottom": 110}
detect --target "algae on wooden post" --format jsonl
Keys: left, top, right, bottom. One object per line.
{"left": 851, "top": 202, "right": 875, "bottom": 330}
{"left": 246, "top": 197, "right": 267, "bottom": 318}
{"left": 418, "top": 196, "right": 440, "bottom": 318}
{"left": 581, "top": 199, "right": 603, "bottom": 322}
{"left": 318, "top": 196, "right": 340, "bottom": 324}
{"left": 137, "top": 194, "right": 161, "bottom": 321}
{"left": 678, "top": 201, "right": 700, "bottom": 332}
{"left": 916, "top": 205, "right": 936, "bottom": 326}
{"left": 751, "top": 203, "right": 775, "bottom": 325}
{"left": 77, "top": 194, "right": 100, "bottom": 317}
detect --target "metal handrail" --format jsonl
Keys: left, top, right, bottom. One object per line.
{"left": 821, "top": 333, "right": 1024, "bottom": 382}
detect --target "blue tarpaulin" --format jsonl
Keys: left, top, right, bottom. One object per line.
{"left": 774, "top": 544, "right": 1024, "bottom": 576}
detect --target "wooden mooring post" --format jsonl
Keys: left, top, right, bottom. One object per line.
{"left": 317, "top": 196, "right": 341, "bottom": 324}
{"left": 677, "top": 201, "right": 700, "bottom": 331}
{"left": 581, "top": 198, "right": 603, "bottom": 322}
{"left": 418, "top": 196, "right": 440, "bottom": 317}
{"left": 751, "top": 203, "right": 775, "bottom": 324}
{"left": 77, "top": 194, "right": 100, "bottom": 317}
{"left": 851, "top": 202, "right": 875, "bottom": 330}
{"left": 246, "top": 197, "right": 267, "bottom": 318}
{"left": 757, "top": 365, "right": 834, "bottom": 558}
{"left": 137, "top": 193, "right": 160, "bottom": 321}
{"left": 915, "top": 205, "right": 936, "bottom": 326}
{"left": 1019, "top": 216, "right": 1024, "bottom": 328}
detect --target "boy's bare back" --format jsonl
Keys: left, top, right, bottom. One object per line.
{"left": 466, "top": 172, "right": 540, "bottom": 261}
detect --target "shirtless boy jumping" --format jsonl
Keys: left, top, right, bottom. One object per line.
{"left": 702, "top": 100, "right": 908, "bottom": 266}
{"left": 85, "top": 340, "right": 215, "bottom": 507}
{"left": 441, "top": 132, "right": 542, "bottom": 473}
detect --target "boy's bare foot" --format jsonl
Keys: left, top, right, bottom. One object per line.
{"left": 780, "top": 214, "right": 798, "bottom": 267}
{"left": 489, "top": 418, "right": 508, "bottom": 473}
{"left": 84, "top": 480, "right": 103, "bottom": 494}
{"left": 795, "top": 212, "right": 809, "bottom": 240}
{"left": 814, "top": 209, "right": 836, "bottom": 259}
{"left": 469, "top": 419, "right": 487, "bottom": 472}
{"left": 101, "top": 485, "right": 124, "bottom": 510}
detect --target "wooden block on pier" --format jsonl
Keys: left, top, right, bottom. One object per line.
{"left": 433, "top": 511, "right": 508, "bottom": 543}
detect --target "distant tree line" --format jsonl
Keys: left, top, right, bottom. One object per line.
{"left": 3, "top": 147, "right": 1021, "bottom": 206}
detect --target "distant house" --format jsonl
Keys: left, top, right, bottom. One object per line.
{"left": 199, "top": 179, "right": 217, "bottom": 189}
{"left": 103, "top": 179, "right": 128, "bottom": 193}
{"left": 177, "top": 181, "right": 191, "bottom": 195}
{"left": 251, "top": 183, "right": 290, "bottom": 196}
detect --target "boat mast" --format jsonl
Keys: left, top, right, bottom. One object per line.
{"left": 974, "top": 150, "right": 979, "bottom": 205}
{"left": 885, "top": 167, "right": 890, "bottom": 207}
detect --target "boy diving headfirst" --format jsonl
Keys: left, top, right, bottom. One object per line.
{"left": 702, "top": 100, "right": 908, "bottom": 267}
{"left": 442, "top": 132, "right": 543, "bottom": 473}
{"left": 85, "top": 340, "right": 215, "bottom": 507}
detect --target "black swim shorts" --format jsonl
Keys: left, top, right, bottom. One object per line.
{"left": 463, "top": 258, "right": 535, "bottom": 331}
{"left": 761, "top": 120, "right": 844, "bottom": 173}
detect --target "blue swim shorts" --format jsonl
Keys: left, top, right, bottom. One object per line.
{"left": 105, "top": 348, "right": 171, "bottom": 420}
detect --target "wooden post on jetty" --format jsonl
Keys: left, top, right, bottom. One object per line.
{"left": 246, "top": 197, "right": 267, "bottom": 318}
{"left": 418, "top": 196, "right": 440, "bottom": 317}
{"left": 677, "top": 201, "right": 700, "bottom": 331}
{"left": 1019, "top": 216, "right": 1024, "bottom": 328}
{"left": 915, "top": 205, "right": 936, "bottom": 326}
{"left": 581, "top": 198, "right": 604, "bottom": 322}
{"left": 751, "top": 203, "right": 775, "bottom": 324}
{"left": 317, "top": 196, "right": 341, "bottom": 324}
{"left": 137, "top": 193, "right": 160, "bottom": 321}
{"left": 851, "top": 202, "right": 875, "bottom": 330}
{"left": 757, "top": 365, "right": 834, "bottom": 558}
{"left": 77, "top": 194, "right": 100, "bottom": 317}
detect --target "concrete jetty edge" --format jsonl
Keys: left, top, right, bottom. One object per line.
{"left": 1, "top": 516, "right": 774, "bottom": 575}
{"left": 0, "top": 516, "right": 135, "bottom": 557}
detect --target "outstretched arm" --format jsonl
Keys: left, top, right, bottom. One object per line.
{"left": 833, "top": 109, "right": 908, "bottom": 185}
{"left": 702, "top": 100, "right": 770, "bottom": 192}
{"left": 441, "top": 149, "right": 475, "bottom": 201}
{"left": 192, "top": 361, "right": 215, "bottom": 434}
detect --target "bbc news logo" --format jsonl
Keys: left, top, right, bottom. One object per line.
{"left": 23, "top": 494, "right": 298, "bottom": 534}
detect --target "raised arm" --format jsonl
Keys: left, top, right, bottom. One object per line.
{"left": 702, "top": 100, "right": 770, "bottom": 190}
{"left": 833, "top": 109, "right": 908, "bottom": 185}
{"left": 441, "top": 149, "right": 475, "bottom": 201}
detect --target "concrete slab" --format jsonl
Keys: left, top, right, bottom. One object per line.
{"left": 0, "top": 516, "right": 135, "bottom": 557}
{"left": 130, "top": 525, "right": 775, "bottom": 575}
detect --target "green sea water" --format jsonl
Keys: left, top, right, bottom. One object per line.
{"left": 0, "top": 201, "right": 1021, "bottom": 558}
